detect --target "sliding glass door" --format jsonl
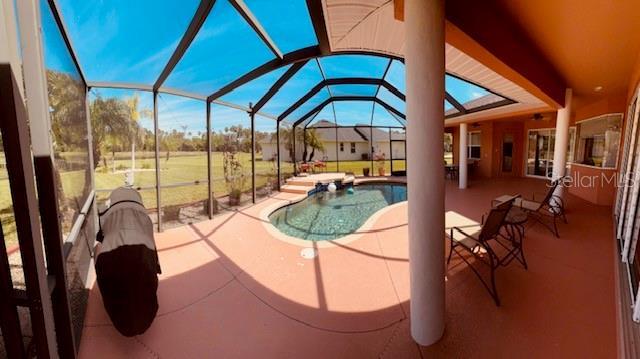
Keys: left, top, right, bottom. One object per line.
{"left": 526, "top": 129, "right": 555, "bottom": 177}
{"left": 526, "top": 128, "right": 576, "bottom": 178}
{"left": 615, "top": 88, "right": 640, "bottom": 321}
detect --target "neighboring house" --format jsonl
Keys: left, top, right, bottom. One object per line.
{"left": 260, "top": 120, "right": 405, "bottom": 162}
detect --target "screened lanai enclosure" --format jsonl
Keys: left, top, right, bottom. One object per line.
{"left": 25, "top": 0, "right": 518, "bottom": 233}
{"left": 0, "top": 0, "right": 529, "bottom": 356}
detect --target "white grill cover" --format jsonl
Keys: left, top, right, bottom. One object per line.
{"left": 99, "top": 187, "right": 156, "bottom": 256}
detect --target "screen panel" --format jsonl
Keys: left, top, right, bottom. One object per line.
{"left": 328, "top": 84, "right": 378, "bottom": 97}
{"left": 157, "top": 93, "right": 208, "bottom": 227}
{"left": 164, "top": 0, "right": 275, "bottom": 95}
{"left": 244, "top": 0, "right": 318, "bottom": 53}
{"left": 383, "top": 60, "right": 405, "bottom": 93}
{"left": 377, "top": 86, "right": 405, "bottom": 113}
{"left": 211, "top": 103, "right": 253, "bottom": 209}
{"left": 261, "top": 61, "right": 324, "bottom": 117}
{"left": 55, "top": 0, "right": 200, "bottom": 83}
{"left": 254, "top": 115, "right": 278, "bottom": 200}
{"left": 221, "top": 65, "right": 291, "bottom": 108}
{"left": 319, "top": 54, "right": 389, "bottom": 79}
{"left": 40, "top": 0, "right": 92, "bottom": 238}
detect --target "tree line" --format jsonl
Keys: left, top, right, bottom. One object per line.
{"left": 45, "top": 70, "right": 327, "bottom": 170}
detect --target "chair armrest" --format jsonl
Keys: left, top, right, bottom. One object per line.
{"left": 531, "top": 191, "right": 546, "bottom": 202}
{"left": 452, "top": 226, "right": 482, "bottom": 245}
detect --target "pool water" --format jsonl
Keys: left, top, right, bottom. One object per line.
{"left": 269, "top": 183, "right": 407, "bottom": 241}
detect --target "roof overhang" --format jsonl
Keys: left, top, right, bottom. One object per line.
{"left": 321, "top": 0, "right": 564, "bottom": 113}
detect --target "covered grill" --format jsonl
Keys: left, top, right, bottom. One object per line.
{"left": 95, "top": 187, "right": 161, "bottom": 337}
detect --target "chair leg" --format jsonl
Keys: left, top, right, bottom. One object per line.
{"left": 517, "top": 225, "right": 528, "bottom": 270}
{"left": 490, "top": 265, "right": 500, "bottom": 306}
{"left": 447, "top": 241, "right": 455, "bottom": 265}
{"left": 552, "top": 215, "right": 560, "bottom": 238}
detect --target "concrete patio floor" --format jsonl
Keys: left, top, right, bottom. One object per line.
{"left": 78, "top": 177, "right": 616, "bottom": 358}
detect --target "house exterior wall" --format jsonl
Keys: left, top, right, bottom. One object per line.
{"left": 262, "top": 139, "right": 398, "bottom": 163}
{"left": 336, "top": 141, "right": 370, "bottom": 161}
{"left": 569, "top": 94, "right": 626, "bottom": 205}
{"left": 449, "top": 122, "right": 492, "bottom": 178}
{"left": 478, "top": 121, "right": 494, "bottom": 178}
{"left": 491, "top": 120, "right": 525, "bottom": 178}
{"left": 372, "top": 141, "right": 386, "bottom": 157}
{"left": 444, "top": 93, "right": 625, "bottom": 205}
{"left": 261, "top": 143, "right": 297, "bottom": 162}
{"left": 391, "top": 141, "right": 406, "bottom": 159}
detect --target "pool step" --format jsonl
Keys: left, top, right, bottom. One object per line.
{"left": 285, "top": 177, "right": 317, "bottom": 186}
{"left": 280, "top": 184, "right": 314, "bottom": 194}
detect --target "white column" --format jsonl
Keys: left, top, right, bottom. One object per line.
{"left": 552, "top": 88, "right": 573, "bottom": 198}
{"left": 405, "top": 0, "right": 445, "bottom": 346}
{"left": 459, "top": 123, "right": 468, "bottom": 189}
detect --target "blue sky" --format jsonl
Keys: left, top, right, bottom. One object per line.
{"left": 41, "top": 0, "right": 505, "bottom": 132}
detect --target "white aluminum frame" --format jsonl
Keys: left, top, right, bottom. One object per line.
{"left": 574, "top": 112, "right": 624, "bottom": 170}
{"left": 524, "top": 126, "right": 577, "bottom": 179}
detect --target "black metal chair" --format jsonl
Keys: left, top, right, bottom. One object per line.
{"left": 447, "top": 195, "right": 521, "bottom": 306}
{"left": 515, "top": 177, "right": 567, "bottom": 238}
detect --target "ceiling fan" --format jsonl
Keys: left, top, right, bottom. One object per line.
{"left": 531, "top": 113, "right": 552, "bottom": 121}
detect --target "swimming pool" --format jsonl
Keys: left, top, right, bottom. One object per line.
{"left": 269, "top": 183, "right": 407, "bottom": 241}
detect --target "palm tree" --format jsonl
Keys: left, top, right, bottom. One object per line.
{"left": 280, "top": 127, "right": 324, "bottom": 162}
{"left": 304, "top": 128, "right": 325, "bottom": 161}
{"left": 125, "top": 94, "right": 151, "bottom": 183}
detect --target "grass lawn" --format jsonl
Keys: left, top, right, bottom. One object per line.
{"left": 94, "top": 151, "right": 279, "bottom": 209}
{"left": 1, "top": 150, "right": 426, "bottom": 249}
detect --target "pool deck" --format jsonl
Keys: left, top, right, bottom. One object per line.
{"left": 78, "top": 177, "right": 616, "bottom": 358}
{"left": 281, "top": 172, "right": 362, "bottom": 194}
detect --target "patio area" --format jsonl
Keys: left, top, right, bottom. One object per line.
{"left": 78, "top": 177, "right": 616, "bottom": 358}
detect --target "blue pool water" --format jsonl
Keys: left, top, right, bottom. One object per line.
{"left": 269, "top": 183, "right": 407, "bottom": 241}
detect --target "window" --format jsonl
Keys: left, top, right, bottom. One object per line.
{"left": 575, "top": 114, "right": 622, "bottom": 168}
{"left": 350, "top": 142, "right": 356, "bottom": 153}
{"left": 444, "top": 133, "right": 453, "bottom": 164}
{"left": 468, "top": 131, "right": 481, "bottom": 159}
{"left": 340, "top": 142, "right": 344, "bottom": 152}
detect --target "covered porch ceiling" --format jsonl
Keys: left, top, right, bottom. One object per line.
{"left": 321, "top": 0, "right": 554, "bottom": 126}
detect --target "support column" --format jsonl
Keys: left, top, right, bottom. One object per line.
{"left": 389, "top": 128, "right": 393, "bottom": 173}
{"left": 303, "top": 127, "right": 307, "bottom": 162}
{"left": 276, "top": 121, "right": 281, "bottom": 190}
{"left": 405, "top": 0, "right": 445, "bottom": 346}
{"left": 552, "top": 88, "right": 573, "bottom": 198}
{"left": 153, "top": 91, "right": 162, "bottom": 231}
{"left": 459, "top": 123, "right": 468, "bottom": 189}
{"left": 250, "top": 105, "right": 256, "bottom": 203}
{"left": 206, "top": 101, "right": 213, "bottom": 218}
{"left": 335, "top": 125, "right": 340, "bottom": 171}
{"left": 292, "top": 126, "right": 296, "bottom": 174}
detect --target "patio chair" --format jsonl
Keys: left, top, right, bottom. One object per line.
{"left": 447, "top": 195, "right": 520, "bottom": 306}
{"left": 313, "top": 159, "right": 327, "bottom": 173}
{"left": 515, "top": 177, "right": 567, "bottom": 238}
